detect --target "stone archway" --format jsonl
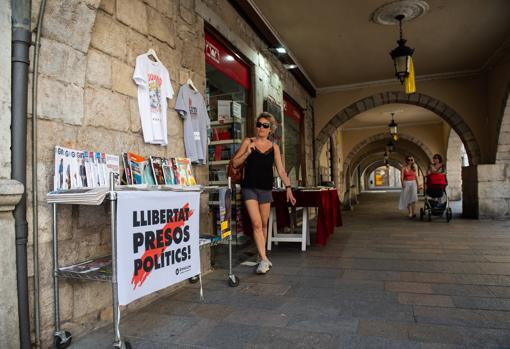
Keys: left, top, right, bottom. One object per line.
{"left": 363, "top": 160, "right": 402, "bottom": 190}
{"left": 343, "top": 139, "right": 428, "bottom": 208}
{"left": 496, "top": 89, "right": 510, "bottom": 164}
{"left": 316, "top": 91, "right": 482, "bottom": 166}
{"left": 343, "top": 132, "right": 434, "bottom": 175}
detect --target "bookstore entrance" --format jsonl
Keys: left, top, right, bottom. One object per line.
{"left": 204, "top": 28, "right": 254, "bottom": 248}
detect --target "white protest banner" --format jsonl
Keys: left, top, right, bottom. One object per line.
{"left": 116, "top": 191, "right": 200, "bottom": 305}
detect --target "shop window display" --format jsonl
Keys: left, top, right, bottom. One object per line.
{"left": 205, "top": 31, "right": 251, "bottom": 244}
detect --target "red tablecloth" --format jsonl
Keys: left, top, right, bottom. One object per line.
{"left": 271, "top": 189, "right": 342, "bottom": 246}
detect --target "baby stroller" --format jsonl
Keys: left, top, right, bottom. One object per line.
{"left": 420, "top": 172, "right": 452, "bottom": 222}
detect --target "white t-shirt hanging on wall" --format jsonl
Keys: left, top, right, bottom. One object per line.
{"left": 175, "top": 84, "right": 210, "bottom": 164}
{"left": 133, "top": 53, "right": 174, "bottom": 145}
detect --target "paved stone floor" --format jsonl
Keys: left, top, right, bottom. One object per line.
{"left": 74, "top": 192, "right": 510, "bottom": 348}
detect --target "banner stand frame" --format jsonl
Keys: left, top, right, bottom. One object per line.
{"left": 51, "top": 173, "right": 237, "bottom": 348}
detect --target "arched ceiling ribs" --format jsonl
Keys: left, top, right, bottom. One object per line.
{"left": 363, "top": 159, "right": 402, "bottom": 179}
{"left": 316, "top": 91, "right": 481, "bottom": 166}
{"left": 346, "top": 137, "right": 430, "bottom": 177}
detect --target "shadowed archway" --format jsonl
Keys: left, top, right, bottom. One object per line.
{"left": 316, "top": 91, "right": 481, "bottom": 166}
{"left": 342, "top": 136, "right": 429, "bottom": 208}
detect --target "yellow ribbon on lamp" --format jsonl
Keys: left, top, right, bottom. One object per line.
{"left": 405, "top": 57, "right": 416, "bottom": 94}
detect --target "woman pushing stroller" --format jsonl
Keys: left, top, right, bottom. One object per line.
{"left": 421, "top": 154, "right": 452, "bottom": 221}
{"left": 428, "top": 153, "right": 445, "bottom": 175}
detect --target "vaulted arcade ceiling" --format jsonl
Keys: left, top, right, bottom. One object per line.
{"left": 252, "top": 0, "right": 510, "bottom": 88}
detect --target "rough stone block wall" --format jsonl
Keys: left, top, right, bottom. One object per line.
{"left": 496, "top": 96, "right": 510, "bottom": 163}
{"left": 0, "top": 4, "right": 22, "bottom": 349}
{"left": 27, "top": 0, "right": 210, "bottom": 347}
{"left": 22, "top": 0, "right": 315, "bottom": 347}
{"left": 0, "top": 2, "right": 11, "bottom": 179}
{"left": 478, "top": 164, "right": 510, "bottom": 219}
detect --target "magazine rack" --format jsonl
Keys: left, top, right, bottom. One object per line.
{"left": 50, "top": 174, "right": 238, "bottom": 349}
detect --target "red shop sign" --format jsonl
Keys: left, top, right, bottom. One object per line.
{"left": 283, "top": 94, "right": 302, "bottom": 124}
{"left": 205, "top": 32, "right": 250, "bottom": 90}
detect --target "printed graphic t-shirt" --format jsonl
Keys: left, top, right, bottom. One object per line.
{"left": 175, "top": 84, "right": 210, "bottom": 164}
{"left": 133, "top": 54, "right": 174, "bottom": 145}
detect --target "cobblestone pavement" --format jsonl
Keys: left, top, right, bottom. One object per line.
{"left": 74, "top": 192, "right": 510, "bottom": 348}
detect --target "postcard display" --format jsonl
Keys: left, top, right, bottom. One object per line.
{"left": 48, "top": 51, "right": 240, "bottom": 349}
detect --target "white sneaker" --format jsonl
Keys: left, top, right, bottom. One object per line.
{"left": 257, "top": 257, "right": 272, "bottom": 267}
{"left": 256, "top": 260, "right": 271, "bottom": 274}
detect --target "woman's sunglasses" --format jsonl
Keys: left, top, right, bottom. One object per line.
{"left": 256, "top": 121, "right": 271, "bottom": 129}
{"left": 407, "top": 158, "right": 414, "bottom": 162}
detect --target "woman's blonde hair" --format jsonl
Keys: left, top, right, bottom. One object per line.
{"left": 257, "top": 112, "right": 277, "bottom": 132}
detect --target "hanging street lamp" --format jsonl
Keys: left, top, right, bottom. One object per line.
{"left": 386, "top": 139, "right": 395, "bottom": 153}
{"left": 389, "top": 14, "right": 414, "bottom": 84}
{"left": 388, "top": 112, "right": 398, "bottom": 141}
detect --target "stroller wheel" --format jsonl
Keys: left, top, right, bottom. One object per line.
{"left": 427, "top": 210, "right": 432, "bottom": 222}
{"left": 446, "top": 207, "right": 452, "bottom": 222}
{"left": 420, "top": 208, "right": 424, "bottom": 221}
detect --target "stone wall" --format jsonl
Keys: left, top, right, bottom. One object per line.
{"left": 496, "top": 93, "right": 510, "bottom": 164}
{"left": 0, "top": 4, "right": 23, "bottom": 349}
{"left": 22, "top": 0, "right": 315, "bottom": 347}
{"left": 476, "top": 92, "right": 510, "bottom": 219}
{"left": 0, "top": 1, "right": 11, "bottom": 179}
{"left": 478, "top": 164, "right": 510, "bottom": 219}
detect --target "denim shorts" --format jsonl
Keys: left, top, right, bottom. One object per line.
{"left": 242, "top": 188, "right": 273, "bottom": 204}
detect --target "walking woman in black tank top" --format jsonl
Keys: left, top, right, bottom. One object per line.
{"left": 231, "top": 112, "right": 296, "bottom": 274}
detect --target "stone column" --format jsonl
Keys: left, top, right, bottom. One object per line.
{"left": 478, "top": 164, "right": 510, "bottom": 219}
{"left": 461, "top": 166, "right": 478, "bottom": 218}
{"left": 0, "top": 180, "right": 24, "bottom": 349}
{"left": 446, "top": 131, "right": 463, "bottom": 201}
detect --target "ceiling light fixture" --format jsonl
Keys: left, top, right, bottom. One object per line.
{"left": 283, "top": 64, "right": 298, "bottom": 69}
{"left": 389, "top": 14, "right": 414, "bottom": 85}
{"left": 275, "top": 47, "right": 287, "bottom": 54}
{"left": 386, "top": 139, "right": 395, "bottom": 153}
{"left": 388, "top": 112, "right": 398, "bottom": 141}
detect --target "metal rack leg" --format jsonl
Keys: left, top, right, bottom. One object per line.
{"left": 52, "top": 204, "right": 60, "bottom": 333}
{"left": 109, "top": 174, "right": 127, "bottom": 348}
{"left": 52, "top": 203, "right": 72, "bottom": 348}
{"left": 227, "top": 234, "right": 239, "bottom": 287}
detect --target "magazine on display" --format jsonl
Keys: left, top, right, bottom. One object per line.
{"left": 47, "top": 187, "right": 110, "bottom": 205}
{"left": 120, "top": 154, "right": 196, "bottom": 187}
{"left": 59, "top": 256, "right": 112, "bottom": 274}
{"left": 53, "top": 146, "right": 119, "bottom": 192}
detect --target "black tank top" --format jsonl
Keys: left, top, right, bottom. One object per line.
{"left": 241, "top": 142, "right": 274, "bottom": 190}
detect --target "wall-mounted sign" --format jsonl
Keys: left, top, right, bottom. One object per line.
{"left": 205, "top": 32, "right": 250, "bottom": 90}
{"left": 283, "top": 94, "right": 303, "bottom": 124}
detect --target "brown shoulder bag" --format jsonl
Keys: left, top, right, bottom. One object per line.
{"left": 227, "top": 138, "right": 252, "bottom": 184}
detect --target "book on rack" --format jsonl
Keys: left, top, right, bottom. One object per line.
{"left": 150, "top": 156, "right": 165, "bottom": 185}
{"left": 162, "top": 158, "right": 176, "bottom": 185}
{"left": 173, "top": 157, "right": 196, "bottom": 186}
{"left": 128, "top": 152, "right": 145, "bottom": 185}
{"left": 121, "top": 153, "right": 133, "bottom": 185}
